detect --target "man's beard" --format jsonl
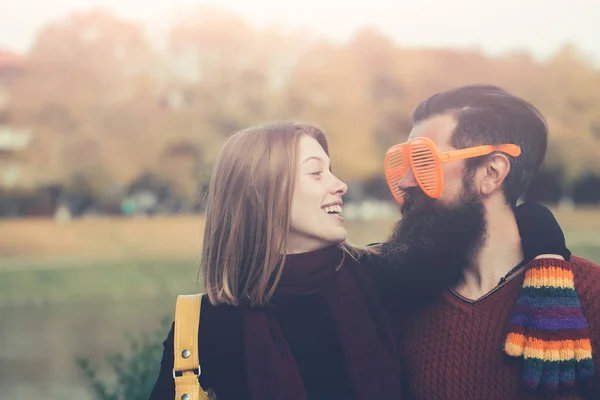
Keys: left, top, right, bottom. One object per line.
{"left": 376, "top": 180, "right": 487, "bottom": 302}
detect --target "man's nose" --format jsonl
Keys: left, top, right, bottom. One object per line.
{"left": 397, "top": 167, "right": 418, "bottom": 191}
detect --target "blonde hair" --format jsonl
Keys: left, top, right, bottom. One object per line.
{"left": 201, "top": 122, "right": 331, "bottom": 307}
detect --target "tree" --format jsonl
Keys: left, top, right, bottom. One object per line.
{"left": 10, "top": 9, "right": 161, "bottom": 188}
{"left": 5, "top": 6, "right": 600, "bottom": 207}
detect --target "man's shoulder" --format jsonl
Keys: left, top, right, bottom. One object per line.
{"left": 571, "top": 255, "right": 600, "bottom": 299}
{"left": 571, "top": 255, "right": 600, "bottom": 275}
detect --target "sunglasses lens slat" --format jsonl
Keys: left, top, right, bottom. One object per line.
{"left": 411, "top": 141, "right": 441, "bottom": 197}
{"left": 385, "top": 146, "right": 408, "bottom": 203}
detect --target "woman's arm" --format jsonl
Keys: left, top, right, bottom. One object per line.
{"left": 148, "top": 296, "right": 248, "bottom": 399}
{"left": 148, "top": 323, "right": 176, "bottom": 400}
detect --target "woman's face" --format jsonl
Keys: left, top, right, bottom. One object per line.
{"left": 287, "top": 135, "right": 348, "bottom": 254}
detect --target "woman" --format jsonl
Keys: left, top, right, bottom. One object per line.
{"left": 148, "top": 122, "right": 403, "bottom": 400}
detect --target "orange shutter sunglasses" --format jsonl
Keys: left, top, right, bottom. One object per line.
{"left": 384, "top": 137, "right": 521, "bottom": 204}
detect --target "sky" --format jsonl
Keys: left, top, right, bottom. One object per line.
{"left": 1, "top": 0, "right": 599, "bottom": 66}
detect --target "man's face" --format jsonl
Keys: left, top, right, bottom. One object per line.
{"left": 398, "top": 113, "right": 469, "bottom": 214}
{"left": 378, "top": 114, "right": 488, "bottom": 298}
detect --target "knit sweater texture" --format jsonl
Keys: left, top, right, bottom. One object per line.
{"left": 394, "top": 256, "right": 600, "bottom": 400}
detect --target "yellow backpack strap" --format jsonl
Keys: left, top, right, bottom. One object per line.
{"left": 173, "top": 294, "right": 209, "bottom": 400}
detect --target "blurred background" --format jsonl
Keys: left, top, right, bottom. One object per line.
{"left": 1, "top": 0, "right": 600, "bottom": 399}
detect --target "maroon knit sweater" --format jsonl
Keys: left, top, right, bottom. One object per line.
{"left": 395, "top": 256, "right": 600, "bottom": 400}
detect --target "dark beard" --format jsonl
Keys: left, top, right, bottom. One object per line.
{"left": 375, "top": 184, "right": 487, "bottom": 303}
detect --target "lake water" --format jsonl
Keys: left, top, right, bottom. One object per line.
{"left": 0, "top": 296, "right": 175, "bottom": 399}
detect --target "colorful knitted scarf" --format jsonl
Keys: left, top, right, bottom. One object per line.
{"left": 504, "top": 258, "right": 594, "bottom": 393}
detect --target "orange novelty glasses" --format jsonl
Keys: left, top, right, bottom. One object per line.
{"left": 384, "top": 137, "right": 521, "bottom": 204}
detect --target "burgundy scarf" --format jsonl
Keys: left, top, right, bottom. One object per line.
{"left": 242, "top": 245, "right": 403, "bottom": 400}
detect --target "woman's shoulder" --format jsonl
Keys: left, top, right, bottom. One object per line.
{"left": 151, "top": 294, "right": 247, "bottom": 400}
{"left": 166, "top": 294, "right": 243, "bottom": 342}
{"left": 161, "top": 294, "right": 244, "bottom": 353}
{"left": 199, "top": 294, "right": 243, "bottom": 338}
{"left": 198, "top": 295, "right": 248, "bottom": 398}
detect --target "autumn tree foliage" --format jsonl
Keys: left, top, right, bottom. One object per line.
{"left": 5, "top": 6, "right": 600, "bottom": 212}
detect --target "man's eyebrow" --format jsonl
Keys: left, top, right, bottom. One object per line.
{"left": 301, "top": 156, "right": 325, "bottom": 164}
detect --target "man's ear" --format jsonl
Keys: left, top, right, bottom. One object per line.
{"left": 480, "top": 153, "right": 511, "bottom": 196}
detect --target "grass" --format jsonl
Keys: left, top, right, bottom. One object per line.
{"left": 0, "top": 215, "right": 207, "bottom": 264}
{"left": 0, "top": 216, "right": 400, "bottom": 305}
{"left": 0, "top": 258, "right": 202, "bottom": 306}
{"left": 1, "top": 210, "right": 596, "bottom": 400}
{"left": 0, "top": 208, "right": 598, "bottom": 305}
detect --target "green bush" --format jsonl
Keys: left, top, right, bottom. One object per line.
{"left": 76, "top": 316, "right": 171, "bottom": 400}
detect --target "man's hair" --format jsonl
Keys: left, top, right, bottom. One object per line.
{"left": 412, "top": 84, "right": 548, "bottom": 205}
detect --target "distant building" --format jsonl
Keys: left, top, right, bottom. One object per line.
{"left": 0, "top": 49, "right": 31, "bottom": 189}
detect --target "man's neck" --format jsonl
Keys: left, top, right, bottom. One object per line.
{"left": 452, "top": 204, "right": 524, "bottom": 300}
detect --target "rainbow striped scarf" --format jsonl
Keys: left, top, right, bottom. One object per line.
{"left": 504, "top": 258, "right": 594, "bottom": 393}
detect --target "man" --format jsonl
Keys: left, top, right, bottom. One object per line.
{"left": 375, "top": 85, "right": 600, "bottom": 399}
